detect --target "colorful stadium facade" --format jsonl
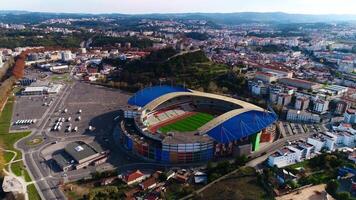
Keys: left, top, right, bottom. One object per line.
{"left": 118, "top": 85, "right": 277, "bottom": 164}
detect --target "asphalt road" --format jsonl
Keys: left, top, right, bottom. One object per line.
{"left": 16, "top": 83, "right": 72, "bottom": 200}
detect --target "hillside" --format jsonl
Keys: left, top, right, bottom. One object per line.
{"left": 105, "top": 48, "right": 245, "bottom": 94}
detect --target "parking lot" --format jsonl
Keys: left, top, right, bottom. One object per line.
{"left": 278, "top": 121, "right": 325, "bottom": 138}
{"left": 46, "top": 82, "right": 131, "bottom": 141}
{"left": 11, "top": 95, "right": 55, "bottom": 130}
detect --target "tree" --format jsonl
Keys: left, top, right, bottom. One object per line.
{"left": 336, "top": 191, "right": 350, "bottom": 200}
{"left": 234, "top": 155, "right": 248, "bottom": 166}
{"left": 326, "top": 179, "right": 339, "bottom": 196}
{"left": 158, "top": 172, "right": 167, "bottom": 182}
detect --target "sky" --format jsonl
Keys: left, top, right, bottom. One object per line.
{"left": 1, "top": 0, "right": 356, "bottom": 15}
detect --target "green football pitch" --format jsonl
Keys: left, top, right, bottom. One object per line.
{"left": 159, "top": 112, "right": 214, "bottom": 133}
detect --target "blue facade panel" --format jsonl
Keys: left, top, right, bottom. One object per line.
{"left": 128, "top": 85, "right": 191, "bottom": 107}
{"left": 161, "top": 150, "right": 170, "bottom": 161}
{"left": 155, "top": 148, "right": 162, "bottom": 161}
{"left": 206, "top": 110, "right": 277, "bottom": 144}
{"left": 126, "top": 138, "right": 133, "bottom": 150}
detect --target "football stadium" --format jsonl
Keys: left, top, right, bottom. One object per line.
{"left": 117, "top": 85, "right": 277, "bottom": 164}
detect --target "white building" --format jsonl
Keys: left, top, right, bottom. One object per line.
{"left": 50, "top": 65, "right": 69, "bottom": 72}
{"left": 22, "top": 84, "right": 62, "bottom": 95}
{"left": 286, "top": 109, "right": 320, "bottom": 123}
{"left": 268, "top": 146, "right": 301, "bottom": 168}
{"left": 251, "top": 82, "right": 268, "bottom": 96}
{"left": 295, "top": 96, "right": 310, "bottom": 110}
{"left": 344, "top": 109, "right": 356, "bottom": 124}
{"left": 312, "top": 99, "right": 329, "bottom": 114}
{"left": 307, "top": 133, "right": 336, "bottom": 152}
{"left": 332, "top": 132, "right": 356, "bottom": 148}
{"left": 324, "top": 85, "right": 349, "bottom": 97}
{"left": 295, "top": 141, "right": 315, "bottom": 160}
{"left": 61, "top": 51, "right": 74, "bottom": 61}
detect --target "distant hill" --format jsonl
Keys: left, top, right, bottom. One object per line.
{"left": 0, "top": 11, "right": 356, "bottom": 24}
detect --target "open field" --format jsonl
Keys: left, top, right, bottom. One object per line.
{"left": 276, "top": 184, "right": 329, "bottom": 200}
{"left": 159, "top": 112, "right": 213, "bottom": 133}
{"left": 198, "top": 167, "right": 272, "bottom": 200}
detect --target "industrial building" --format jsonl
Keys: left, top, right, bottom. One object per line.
{"left": 22, "top": 84, "right": 62, "bottom": 95}
{"left": 53, "top": 141, "right": 108, "bottom": 171}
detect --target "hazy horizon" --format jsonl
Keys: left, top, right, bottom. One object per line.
{"left": 1, "top": 0, "right": 356, "bottom": 15}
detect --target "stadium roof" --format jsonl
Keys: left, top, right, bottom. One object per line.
{"left": 128, "top": 85, "right": 191, "bottom": 107}
{"left": 202, "top": 110, "right": 277, "bottom": 144}
{"left": 129, "top": 85, "right": 277, "bottom": 144}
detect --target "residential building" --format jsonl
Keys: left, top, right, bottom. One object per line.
{"left": 331, "top": 100, "right": 349, "bottom": 115}
{"left": 61, "top": 50, "right": 73, "bottom": 61}
{"left": 122, "top": 170, "right": 146, "bottom": 185}
{"left": 307, "top": 133, "right": 336, "bottom": 152}
{"left": 268, "top": 146, "right": 301, "bottom": 168}
{"left": 312, "top": 99, "right": 329, "bottom": 114}
{"left": 324, "top": 85, "right": 349, "bottom": 97}
{"left": 344, "top": 109, "right": 356, "bottom": 124}
{"left": 277, "top": 93, "right": 292, "bottom": 106}
{"left": 251, "top": 81, "right": 268, "bottom": 96}
{"left": 279, "top": 78, "right": 322, "bottom": 90}
{"left": 140, "top": 176, "right": 157, "bottom": 190}
{"left": 255, "top": 71, "right": 277, "bottom": 83}
{"left": 333, "top": 131, "right": 356, "bottom": 148}
{"left": 286, "top": 109, "right": 320, "bottom": 123}
{"left": 295, "top": 96, "right": 310, "bottom": 110}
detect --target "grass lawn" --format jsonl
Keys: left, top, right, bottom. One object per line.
{"left": 199, "top": 167, "right": 272, "bottom": 200}
{"left": 0, "top": 132, "right": 31, "bottom": 160}
{"left": 159, "top": 112, "right": 214, "bottom": 133}
{"left": 27, "top": 184, "right": 41, "bottom": 200}
{"left": 26, "top": 137, "right": 44, "bottom": 146}
{"left": 4, "top": 151, "right": 15, "bottom": 163}
{"left": 0, "top": 90, "right": 35, "bottom": 194}
{"left": 0, "top": 96, "right": 14, "bottom": 133}
{"left": 51, "top": 74, "right": 71, "bottom": 83}
{"left": 288, "top": 160, "right": 309, "bottom": 169}
{"left": 0, "top": 95, "right": 31, "bottom": 160}
{"left": 11, "top": 160, "right": 32, "bottom": 182}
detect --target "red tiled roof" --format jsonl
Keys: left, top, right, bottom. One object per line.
{"left": 346, "top": 109, "right": 356, "bottom": 114}
{"left": 141, "top": 177, "right": 157, "bottom": 190}
{"left": 124, "top": 170, "right": 144, "bottom": 183}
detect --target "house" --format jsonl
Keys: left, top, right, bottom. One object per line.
{"left": 194, "top": 171, "right": 207, "bottom": 184}
{"left": 174, "top": 174, "right": 189, "bottom": 183}
{"left": 140, "top": 176, "right": 157, "bottom": 190}
{"left": 122, "top": 170, "right": 145, "bottom": 185}
{"left": 276, "top": 169, "right": 298, "bottom": 185}
{"left": 101, "top": 176, "right": 118, "bottom": 186}
{"left": 348, "top": 151, "right": 356, "bottom": 164}
{"left": 166, "top": 170, "right": 176, "bottom": 180}
{"left": 124, "top": 188, "right": 140, "bottom": 199}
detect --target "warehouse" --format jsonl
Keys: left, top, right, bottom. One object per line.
{"left": 22, "top": 84, "right": 62, "bottom": 95}
{"left": 53, "top": 141, "right": 108, "bottom": 171}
